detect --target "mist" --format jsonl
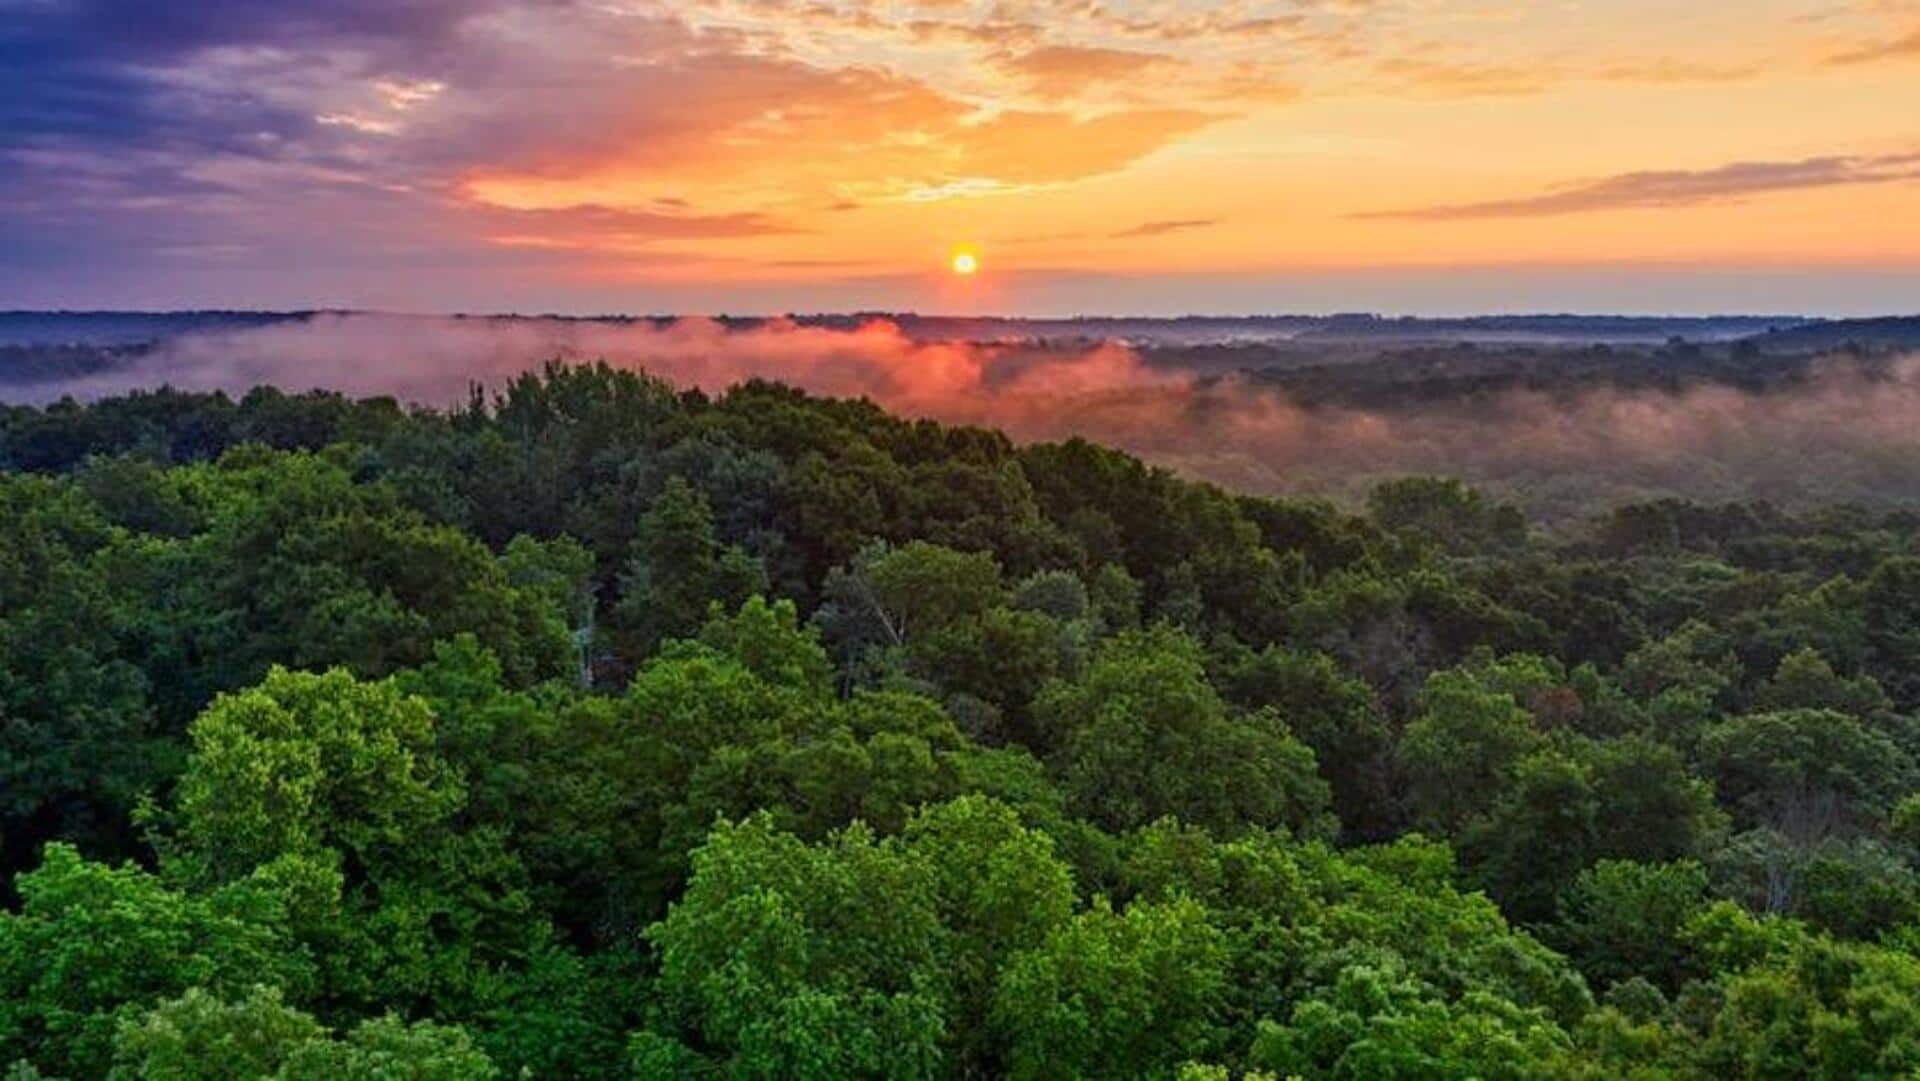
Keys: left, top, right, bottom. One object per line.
{"left": 19, "top": 312, "right": 1920, "bottom": 517}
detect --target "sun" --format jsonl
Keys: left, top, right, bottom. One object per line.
{"left": 950, "top": 248, "right": 979, "bottom": 276}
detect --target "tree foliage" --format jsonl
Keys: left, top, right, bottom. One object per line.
{"left": 1, "top": 367, "right": 1918, "bottom": 1077}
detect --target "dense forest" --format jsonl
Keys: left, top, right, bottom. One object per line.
{"left": 3, "top": 364, "right": 1920, "bottom": 1078}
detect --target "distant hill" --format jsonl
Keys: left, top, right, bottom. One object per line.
{"left": 0, "top": 310, "right": 308, "bottom": 347}
{"left": 0, "top": 309, "right": 1833, "bottom": 352}
{"left": 1742, "top": 316, "right": 1920, "bottom": 354}
{"left": 1285, "top": 313, "right": 1814, "bottom": 344}
{"left": 809, "top": 312, "right": 1818, "bottom": 346}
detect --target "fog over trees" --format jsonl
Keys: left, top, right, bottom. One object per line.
{"left": 8, "top": 311, "right": 1920, "bottom": 523}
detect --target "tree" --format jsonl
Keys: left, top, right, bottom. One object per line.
{"left": 109, "top": 986, "right": 323, "bottom": 1081}
{"left": 1581, "top": 736, "right": 1723, "bottom": 865}
{"left": 1862, "top": 556, "right": 1920, "bottom": 710}
{"left": 1011, "top": 569, "right": 1090, "bottom": 622}
{"left": 693, "top": 596, "right": 835, "bottom": 698}
{"left": 1697, "top": 709, "right": 1914, "bottom": 837}
{"left": 180, "top": 447, "right": 576, "bottom": 692}
{"left": 1396, "top": 665, "right": 1544, "bottom": 834}
{"left": 1248, "top": 962, "right": 1575, "bottom": 1080}
{"left": 608, "top": 476, "right": 767, "bottom": 662}
{"left": 1217, "top": 646, "right": 1394, "bottom": 840}
{"left": 1552, "top": 860, "right": 1709, "bottom": 993}
{"left": 1035, "top": 627, "right": 1332, "bottom": 837}
{"left": 279, "top": 1015, "right": 498, "bottom": 1080}
{"left": 174, "top": 669, "right": 462, "bottom": 880}
{"left": 1752, "top": 648, "right": 1893, "bottom": 721}
{"left": 1368, "top": 476, "right": 1523, "bottom": 554}
{"left": 1462, "top": 751, "right": 1600, "bottom": 922}
{"left": 909, "top": 605, "right": 1080, "bottom": 742}
{"left": 0, "top": 845, "right": 308, "bottom": 1078}
{"left": 992, "top": 896, "right": 1227, "bottom": 1080}
{"left": 645, "top": 816, "right": 950, "bottom": 1079}
{"left": 1116, "top": 824, "right": 1591, "bottom": 1035}
{"left": 1710, "top": 831, "right": 1919, "bottom": 937}
{"left": 168, "top": 667, "right": 543, "bottom": 1016}
{"left": 1692, "top": 932, "right": 1920, "bottom": 1080}
{"left": 814, "top": 540, "right": 1005, "bottom": 666}
{"left": 500, "top": 534, "right": 596, "bottom": 684}
{"left": 109, "top": 986, "right": 500, "bottom": 1081}
{"left": 0, "top": 474, "right": 165, "bottom": 873}
{"left": 901, "top": 797, "right": 1076, "bottom": 1077}
{"left": 1615, "top": 620, "right": 1739, "bottom": 745}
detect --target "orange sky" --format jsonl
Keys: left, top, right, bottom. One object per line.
{"left": 4, "top": 0, "right": 1919, "bottom": 312}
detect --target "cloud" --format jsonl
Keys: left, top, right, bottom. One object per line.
{"left": 472, "top": 202, "right": 797, "bottom": 255}
{"left": 996, "top": 45, "right": 1180, "bottom": 98}
{"left": 1374, "top": 54, "right": 1765, "bottom": 100}
{"left": 941, "top": 108, "right": 1227, "bottom": 185}
{"left": 1587, "top": 59, "right": 1763, "bottom": 84}
{"left": 448, "top": 49, "right": 1223, "bottom": 206}
{"left": 1827, "top": 26, "right": 1920, "bottom": 64}
{"left": 0, "top": 0, "right": 516, "bottom": 152}
{"left": 0, "top": 0, "right": 1884, "bottom": 302}
{"left": 1374, "top": 59, "right": 1549, "bottom": 98}
{"left": 1110, "top": 218, "right": 1219, "bottom": 238}
{"left": 0, "top": 0, "right": 1237, "bottom": 284}
{"left": 1356, "top": 154, "right": 1920, "bottom": 221}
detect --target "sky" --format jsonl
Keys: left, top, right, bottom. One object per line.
{"left": 2, "top": 0, "right": 1918, "bottom": 316}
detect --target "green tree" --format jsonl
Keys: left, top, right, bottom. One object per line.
{"left": 1697, "top": 709, "right": 1914, "bottom": 835}
{"left": 814, "top": 540, "right": 1006, "bottom": 669}
{"left": 168, "top": 667, "right": 543, "bottom": 1016}
{"left": 645, "top": 816, "right": 949, "bottom": 1079}
{"left": 992, "top": 896, "right": 1227, "bottom": 1080}
{"left": 1752, "top": 648, "right": 1893, "bottom": 720}
{"left": 1862, "top": 556, "right": 1920, "bottom": 710}
{"left": 609, "top": 476, "right": 767, "bottom": 661}
{"left": 1553, "top": 860, "right": 1709, "bottom": 993}
{"left": 0, "top": 475, "right": 165, "bottom": 872}
{"left": 1217, "top": 646, "right": 1394, "bottom": 840}
{"left": 902, "top": 797, "right": 1077, "bottom": 1076}
{"left": 109, "top": 986, "right": 500, "bottom": 1081}
{"left": 1693, "top": 932, "right": 1920, "bottom": 1079}
{"left": 279, "top": 1015, "right": 497, "bottom": 1080}
{"left": 1035, "top": 627, "right": 1332, "bottom": 837}
{"left": 1248, "top": 962, "right": 1575, "bottom": 1081}
{"left": 1368, "top": 476, "right": 1523, "bottom": 554}
{"left": 0, "top": 845, "right": 308, "bottom": 1078}
{"left": 1396, "top": 665, "right": 1545, "bottom": 834}
{"left": 694, "top": 596, "right": 835, "bottom": 698}
{"left": 1462, "top": 750, "right": 1600, "bottom": 922}
{"left": 109, "top": 986, "right": 323, "bottom": 1081}
{"left": 910, "top": 605, "right": 1080, "bottom": 742}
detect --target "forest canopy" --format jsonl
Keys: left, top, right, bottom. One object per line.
{"left": 2, "top": 363, "right": 1919, "bottom": 1078}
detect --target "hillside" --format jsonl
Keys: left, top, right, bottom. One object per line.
{"left": 1741, "top": 315, "right": 1920, "bottom": 354}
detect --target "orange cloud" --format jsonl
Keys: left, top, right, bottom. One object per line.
{"left": 1111, "top": 218, "right": 1219, "bottom": 238}
{"left": 997, "top": 45, "right": 1181, "bottom": 98}
{"left": 1356, "top": 154, "right": 1920, "bottom": 221}
{"left": 941, "top": 108, "right": 1228, "bottom": 185}
{"left": 1374, "top": 58, "right": 1550, "bottom": 98}
{"left": 1828, "top": 25, "right": 1920, "bottom": 63}
{"left": 458, "top": 47, "right": 1225, "bottom": 215}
